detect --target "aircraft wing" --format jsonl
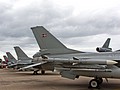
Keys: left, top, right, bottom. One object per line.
{"left": 18, "top": 61, "right": 47, "bottom": 71}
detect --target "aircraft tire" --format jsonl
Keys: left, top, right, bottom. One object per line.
{"left": 33, "top": 71, "right": 38, "bottom": 75}
{"left": 89, "top": 79, "right": 99, "bottom": 88}
{"left": 41, "top": 70, "right": 45, "bottom": 75}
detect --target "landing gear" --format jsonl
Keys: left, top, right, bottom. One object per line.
{"left": 33, "top": 70, "right": 45, "bottom": 75}
{"left": 33, "top": 70, "right": 39, "bottom": 75}
{"left": 97, "top": 78, "right": 103, "bottom": 84}
{"left": 41, "top": 70, "right": 45, "bottom": 75}
{"left": 89, "top": 78, "right": 103, "bottom": 88}
{"left": 89, "top": 79, "right": 99, "bottom": 88}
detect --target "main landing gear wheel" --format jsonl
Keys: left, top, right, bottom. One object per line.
{"left": 89, "top": 79, "right": 99, "bottom": 88}
{"left": 41, "top": 70, "right": 45, "bottom": 75}
{"left": 33, "top": 70, "right": 39, "bottom": 75}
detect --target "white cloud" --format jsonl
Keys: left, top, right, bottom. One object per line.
{"left": 0, "top": 0, "right": 120, "bottom": 60}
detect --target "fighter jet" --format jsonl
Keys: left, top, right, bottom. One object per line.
{"left": 19, "top": 26, "right": 120, "bottom": 88}
{"left": 3, "top": 56, "right": 8, "bottom": 63}
{"left": 14, "top": 46, "right": 46, "bottom": 74}
{"left": 5, "top": 47, "right": 33, "bottom": 69}
{"left": 13, "top": 46, "right": 34, "bottom": 69}
{"left": 4, "top": 52, "right": 17, "bottom": 68}
{"left": 96, "top": 38, "right": 112, "bottom": 52}
{"left": 19, "top": 26, "right": 84, "bottom": 74}
{"left": 0, "top": 58, "right": 7, "bottom": 68}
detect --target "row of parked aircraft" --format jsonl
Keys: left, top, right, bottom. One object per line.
{"left": 1, "top": 26, "right": 120, "bottom": 88}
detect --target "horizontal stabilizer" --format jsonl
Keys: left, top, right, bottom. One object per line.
{"left": 18, "top": 61, "right": 47, "bottom": 71}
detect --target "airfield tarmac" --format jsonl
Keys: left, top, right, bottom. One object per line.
{"left": 0, "top": 69, "right": 120, "bottom": 90}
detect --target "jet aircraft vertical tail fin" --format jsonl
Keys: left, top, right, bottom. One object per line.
{"left": 102, "top": 38, "right": 111, "bottom": 48}
{"left": 14, "top": 46, "right": 30, "bottom": 60}
{"left": 3, "top": 55, "right": 8, "bottom": 63}
{"left": 31, "top": 26, "right": 80, "bottom": 55}
{"left": 96, "top": 38, "right": 112, "bottom": 52}
{"left": 6, "top": 52, "right": 17, "bottom": 63}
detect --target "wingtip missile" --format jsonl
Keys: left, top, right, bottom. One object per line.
{"left": 106, "top": 60, "right": 118, "bottom": 65}
{"left": 34, "top": 57, "right": 118, "bottom": 65}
